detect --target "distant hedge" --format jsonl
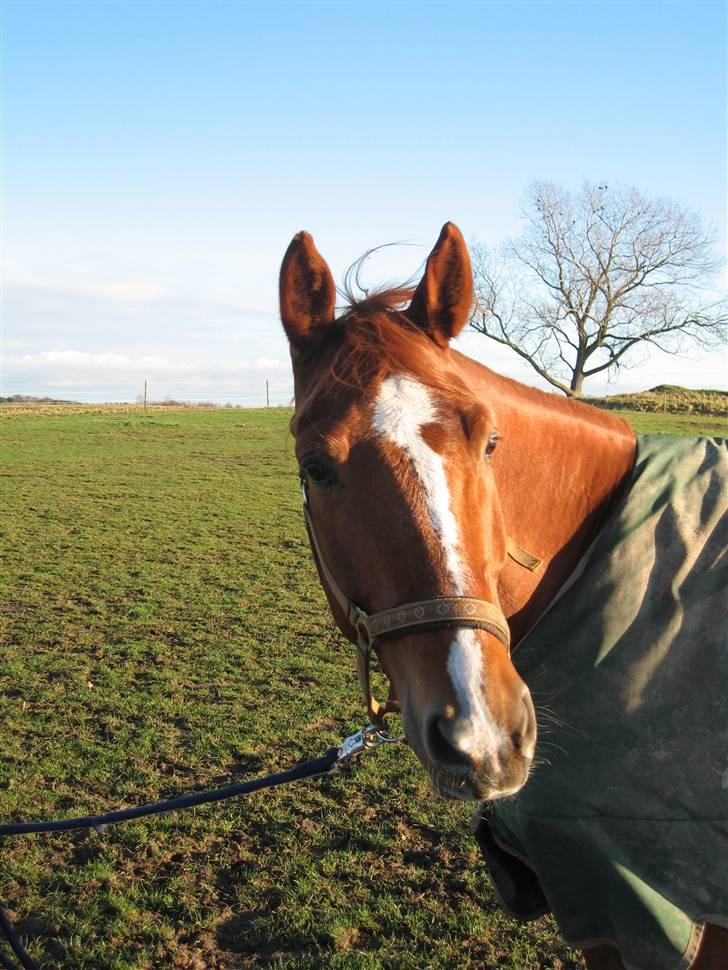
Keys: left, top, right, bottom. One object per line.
{"left": 587, "top": 385, "right": 727, "bottom": 417}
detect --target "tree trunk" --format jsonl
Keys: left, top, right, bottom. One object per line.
{"left": 569, "top": 360, "right": 585, "bottom": 397}
{"left": 569, "top": 373, "right": 584, "bottom": 396}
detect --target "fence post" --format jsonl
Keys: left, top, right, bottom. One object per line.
{"left": 144, "top": 380, "right": 147, "bottom": 411}
{"left": 266, "top": 380, "right": 270, "bottom": 407}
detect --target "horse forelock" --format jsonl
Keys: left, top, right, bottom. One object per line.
{"left": 290, "top": 296, "right": 478, "bottom": 437}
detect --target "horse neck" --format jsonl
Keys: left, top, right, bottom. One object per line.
{"left": 451, "top": 350, "right": 637, "bottom": 643}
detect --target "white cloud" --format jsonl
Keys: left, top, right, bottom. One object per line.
{"left": 1, "top": 347, "right": 294, "bottom": 404}
{"left": 4, "top": 349, "right": 290, "bottom": 378}
{"left": 8, "top": 350, "right": 173, "bottom": 370}
{"left": 1, "top": 275, "right": 293, "bottom": 404}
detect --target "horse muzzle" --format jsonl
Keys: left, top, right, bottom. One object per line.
{"left": 408, "top": 683, "right": 537, "bottom": 802}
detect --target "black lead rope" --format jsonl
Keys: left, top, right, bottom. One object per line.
{"left": 0, "top": 725, "right": 403, "bottom": 970}
{"left": 0, "top": 748, "right": 339, "bottom": 970}
{"left": 0, "top": 909, "right": 36, "bottom": 970}
{"left": 0, "top": 748, "right": 340, "bottom": 837}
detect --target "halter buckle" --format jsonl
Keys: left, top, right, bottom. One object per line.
{"left": 348, "top": 604, "right": 371, "bottom": 642}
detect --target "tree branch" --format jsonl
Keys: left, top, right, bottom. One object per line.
{"left": 469, "top": 181, "right": 726, "bottom": 396}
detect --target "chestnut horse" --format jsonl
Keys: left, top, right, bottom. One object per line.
{"left": 279, "top": 223, "right": 727, "bottom": 969}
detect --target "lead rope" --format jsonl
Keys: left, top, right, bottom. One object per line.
{"left": 0, "top": 724, "right": 403, "bottom": 970}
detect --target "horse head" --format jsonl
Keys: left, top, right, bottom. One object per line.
{"left": 280, "top": 223, "right": 536, "bottom": 801}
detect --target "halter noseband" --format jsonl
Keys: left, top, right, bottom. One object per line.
{"left": 301, "top": 482, "right": 512, "bottom": 723}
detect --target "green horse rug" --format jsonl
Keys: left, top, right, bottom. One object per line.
{"left": 473, "top": 434, "right": 728, "bottom": 970}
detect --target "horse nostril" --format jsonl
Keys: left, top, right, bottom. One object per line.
{"left": 425, "top": 715, "right": 473, "bottom": 768}
{"left": 512, "top": 691, "right": 537, "bottom": 755}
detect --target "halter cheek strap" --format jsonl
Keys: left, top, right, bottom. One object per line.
{"left": 301, "top": 486, "right": 515, "bottom": 723}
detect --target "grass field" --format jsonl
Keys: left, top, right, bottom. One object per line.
{"left": 1, "top": 405, "right": 725, "bottom": 969}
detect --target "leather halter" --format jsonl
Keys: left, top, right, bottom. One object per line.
{"left": 301, "top": 482, "right": 513, "bottom": 723}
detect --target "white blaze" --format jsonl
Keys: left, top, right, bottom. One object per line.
{"left": 372, "top": 374, "right": 501, "bottom": 756}
{"left": 447, "top": 629, "right": 501, "bottom": 759}
{"left": 372, "top": 374, "right": 466, "bottom": 593}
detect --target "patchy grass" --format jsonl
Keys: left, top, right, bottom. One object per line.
{"left": 0, "top": 403, "right": 723, "bottom": 968}
{"left": 0, "top": 406, "right": 582, "bottom": 969}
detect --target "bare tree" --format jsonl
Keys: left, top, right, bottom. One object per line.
{"left": 470, "top": 182, "right": 727, "bottom": 396}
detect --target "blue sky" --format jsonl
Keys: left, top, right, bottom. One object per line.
{"left": 2, "top": 0, "right": 726, "bottom": 403}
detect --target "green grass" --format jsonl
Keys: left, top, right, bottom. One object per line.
{"left": 606, "top": 409, "right": 727, "bottom": 437}
{"left": 0, "top": 404, "right": 723, "bottom": 969}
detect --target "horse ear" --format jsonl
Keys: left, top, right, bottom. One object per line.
{"left": 279, "top": 231, "right": 337, "bottom": 351}
{"left": 406, "top": 222, "right": 473, "bottom": 346}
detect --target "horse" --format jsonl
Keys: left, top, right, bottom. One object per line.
{"left": 278, "top": 222, "right": 728, "bottom": 970}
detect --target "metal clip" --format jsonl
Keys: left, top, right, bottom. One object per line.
{"left": 336, "top": 724, "right": 405, "bottom": 766}
{"left": 348, "top": 603, "right": 370, "bottom": 639}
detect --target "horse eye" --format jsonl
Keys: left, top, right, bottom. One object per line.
{"left": 302, "top": 459, "right": 335, "bottom": 486}
{"left": 484, "top": 433, "right": 500, "bottom": 461}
